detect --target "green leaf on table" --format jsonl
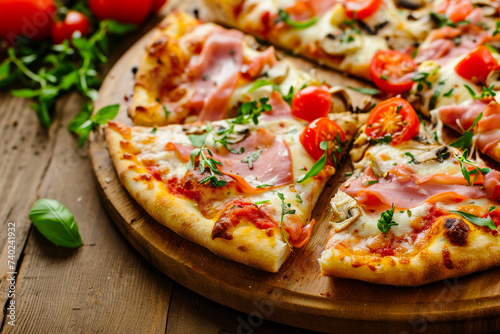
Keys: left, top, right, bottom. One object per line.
{"left": 29, "top": 199, "right": 83, "bottom": 248}
{"left": 11, "top": 88, "right": 40, "bottom": 98}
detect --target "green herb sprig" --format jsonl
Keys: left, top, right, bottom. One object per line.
{"left": 276, "top": 9, "right": 318, "bottom": 29}
{"left": 450, "top": 210, "right": 498, "bottom": 232}
{"left": 277, "top": 192, "right": 296, "bottom": 250}
{"left": 377, "top": 203, "right": 398, "bottom": 234}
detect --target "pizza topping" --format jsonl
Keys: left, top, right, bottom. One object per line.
{"left": 319, "top": 30, "right": 364, "bottom": 56}
{"left": 300, "top": 117, "right": 346, "bottom": 166}
{"left": 377, "top": 203, "right": 398, "bottom": 233}
{"left": 344, "top": 0, "right": 382, "bottom": 20}
{"left": 455, "top": 46, "right": 500, "bottom": 84}
{"left": 291, "top": 85, "right": 332, "bottom": 122}
{"left": 190, "top": 28, "right": 244, "bottom": 121}
{"left": 414, "top": 25, "right": 490, "bottom": 65}
{"left": 342, "top": 164, "right": 489, "bottom": 209}
{"left": 365, "top": 98, "right": 419, "bottom": 145}
{"left": 211, "top": 129, "right": 293, "bottom": 192}
{"left": 241, "top": 46, "right": 277, "bottom": 79}
{"left": 278, "top": 192, "right": 296, "bottom": 250}
{"left": 484, "top": 170, "right": 500, "bottom": 203}
{"left": 434, "top": 0, "right": 474, "bottom": 24}
{"left": 453, "top": 150, "right": 491, "bottom": 187}
{"left": 211, "top": 200, "right": 277, "bottom": 240}
{"left": 369, "top": 50, "right": 417, "bottom": 95}
{"left": 276, "top": 8, "right": 318, "bottom": 30}
{"left": 449, "top": 210, "right": 498, "bottom": 231}
{"left": 444, "top": 217, "right": 469, "bottom": 246}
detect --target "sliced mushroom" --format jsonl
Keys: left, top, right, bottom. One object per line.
{"left": 410, "top": 146, "right": 450, "bottom": 164}
{"left": 350, "top": 131, "right": 370, "bottom": 163}
{"left": 329, "top": 86, "right": 352, "bottom": 112}
{"left": 212, "top": 124, "right": 250, "bottom": 144}
{"left": 486, "top": 70, "right": 500, "bottom": 91}
{"left": 319, "top": 31, "right": 364, "bottom": 56}
{"left": 329, "top": 191, "right": 362, "bottom": 232}
{"left": 473, "top": 0, "right": 498, "bottom": 16}
{"left": 354, "top": 97, "right": 376, "bottom": 114}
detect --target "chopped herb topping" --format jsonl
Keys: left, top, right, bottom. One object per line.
{"left": 450, "top": 112, "right": 482, "bottom": 150}
{"left": 151, "top": 127, "right": 157, "bottom": 134}
{"left": 377, "top": 203, "right": 398, "bottom": 234}
{"left": 363, "top": 180, "right": 379, "bottom": 186}
{"left": 256, "top": 182, "right": 275, "bottom": 188}
{"left": 347, "top": 86, "right": 381, "bottom": 96}
{"left": 254, "top": 200, "right": 270, "bottom": 205}
{"left": 234, "top": 97, "right": 272, "bottom": 125}
{"left": 464, "top": 84, "right": 496, "bottom": 100}
{"left": 241, "top": 149, "right": 262, "bottom": 168}
{"left": 454, "top": 149, "right": 491, "bottom": 186}
{"left": 404, "top": 152, "right": 415, "bottom": 164}
{"left": 277, "top": 192, "right": 296, "bottom": 250}
{"left": 295, "top": 193, "right": 303, "bottom": 204}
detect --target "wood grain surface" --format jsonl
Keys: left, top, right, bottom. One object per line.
{"left": 87, "top": 3, "right": 500, "bottom": 334}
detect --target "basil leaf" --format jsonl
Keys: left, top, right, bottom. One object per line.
{"left": 450, "top": 210, "right": 498, "bottom": 231}
{"left": 29, "top": 199, "right": 82, "bottom": 248}
{"left": 298, "top": 152, "right": 327, "bottom": 183}
{"left": 347, "top": 86, "right": 381, "bottom": 96}
{"left": 11, "top": 88, "right": 40, "bottom": 98}
{"left": 92, "top": 104, "right": 120, "bottom": 125}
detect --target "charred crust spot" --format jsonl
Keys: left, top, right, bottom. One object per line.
{"left": 211, "top": 218, "right": 233, "bottom": 240}
{"left": 266, "top": 229, "right": 274, "bottom": 237}
{"left": 444, "top": 218, "right": 469, "bottom": 246}
{"left": 237, "top": 245, "right": 248, "bottom": 252}
{"left": 442, "top": 245, "right": 453, "bottom": 269}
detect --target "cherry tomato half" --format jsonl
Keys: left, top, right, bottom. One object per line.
{"left": 89, "top": 0, "right": 152, "bottom": 25}
{"left": 51, "top": 11, "right": 90, "bottom": 44}
{"left": 300, "top": 117, "right": 346, "bottom": 165}
{"left": 291, "top": 85, "right": 332, "bottom": 122}
{"left": 365, "top": 97, "right": 419, "bottom": 145}
{"left": 370, "top": 50, "right": 417, "bottom": 95}
{"left": 455, "top": 46, "right": 500, "bottom": 84}
{"left": 344, "top": 0, "right": 382, "bottom": 20}
{"left": 0, "top": 0, "right": 56, "bottom": 42}
{"left": 434, "top": 0, "right": 473, "bottom": 23}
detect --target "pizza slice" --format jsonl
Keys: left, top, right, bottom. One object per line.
{"left": 105, "top": 111, "right": 359, "bottom": 272}
{"left": 130, "top": 11, "right": 351, "bottom": 126}
{"left": 319, "top": 97, "right": 500, "bottom": 286}
{"left": 202, "top": 0, "right": 432, "bottom": 80}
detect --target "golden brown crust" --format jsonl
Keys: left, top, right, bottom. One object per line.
{"left": 105, "top": 125, "right": 291, "bottom": 272}
{"left": 130, "top": 11, "right": 201, "bottom": 126}
{"left": 320, "top": 228, "right": 500, "bottom": 286}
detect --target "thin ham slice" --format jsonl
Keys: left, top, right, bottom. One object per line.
{"left": 212, "top": 128, "right": 293, "bottom": 193}
{"left": 165, "top": 128, "right": 293, "bottom": 194}
{"left": 435, "top": 99, "right": 500, "bottom": 156}
{"left": 342, "top": 164, "right": 488, "bottom": 210}
{"left": 414, "top": 25, "right": 490, "bottom": 65}
{"left": 261, "top": 90, "right": 293, "bottom": 120}
{"left": 485, "top": 170, "right": 500, "bottom": 203}
{"left": 189, "top": 28, "right": 244, "bottom": 121}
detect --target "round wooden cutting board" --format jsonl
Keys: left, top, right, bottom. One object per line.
{"left": 89, "top": 16, "right": 500, "bottom": 334}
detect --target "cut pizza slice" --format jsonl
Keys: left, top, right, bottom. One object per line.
{"left": 319, "top": 97, "right": 500, "bottom": 286}
{"left": 106, "top": 111, "right": 358, "bottom": 272}
{"left": 202, "top": 0, "right": 431, "bottom": 80}
{"left": 130, "top": 11, "right": 351, "bottom": 126}
{"left": 403, "top": 45, "right": 500, "bottom": 163}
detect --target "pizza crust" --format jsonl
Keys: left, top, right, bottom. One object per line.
{"left": 105, "top": 126, "right": 291, "bottom": 272}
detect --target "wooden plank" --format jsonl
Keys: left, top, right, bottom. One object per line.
{"left": 0, "top": 91, "right": 63, "bottom": 325}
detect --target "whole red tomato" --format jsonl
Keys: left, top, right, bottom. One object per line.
{"left": 0, "top": 0, "right": 56, "bottom": 43}
{"left": 89, "top": 0, "right": 153, "bottom": 25}
{"left": 51, "top": 11, "right": 90, "bottom": 44}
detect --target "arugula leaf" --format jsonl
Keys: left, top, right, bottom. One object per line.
{"left": 368, "top": 134, "right": 392, "bottom": 145}
{"left": 189, "top": 132, "right": 210, "bottom": 148}
{"left": 256, "top": 183, "right": 275, "bottom": 188}
{"left": 465, "top": 84, "right": 496, "bottom": 100}
{"left": 454, "top": 149, "right": 491, "bottom": 186}
{"left": 443, "top": 88, "right": 454, "bottom": 97}
{"left": 298, "top": 141, "right": 328, "bottom": 183}
{"left": 347, "top": 86, "right": 381, "bottom": 96}
{"left": 450, "top": 112, "right": 482, "bottom": 150}
{"left": 233, "top": 97, "right": 272, "bottom": 125}
{"left": 276, "top": 9, "right": 318, "bottom": 29}
{"left": 241, "top": 150, "right": 262, "bottom": 168}
{"left": 282, "top": 86, "right": 294, "bottom": 105}
{"left": 377, "top": 203, "right": 398, "bottom": 234}
{"left": 248, "top": 79, "right": 281, "bottom": 93}
{"left": 490, "top": 206, "right": 496, "bottom": 213}
{"left": 254, "top": 200, "right": 270, "bottom": 205}
{"left": 450, "top": 210, "right": 498, "bottom": 232}
{"left": 277, "top": 192, "right": 295, "bottom": 250}
{"left": 29, "top": 199, "right": 82, "bottom": 248}
{"left": 429, "top": 81, "right": 444, "bottom": 111}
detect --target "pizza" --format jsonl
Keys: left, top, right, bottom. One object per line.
{"left": 102, "top": 5, "right": 500, "bottom": 285}
{"left": 319, "top": 97, "right": 500, "bottom": 286}
{"left": 108, "top": 12, "right": 359, "bottom": 272}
